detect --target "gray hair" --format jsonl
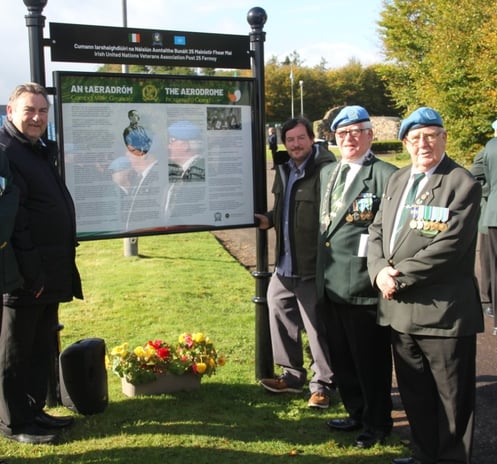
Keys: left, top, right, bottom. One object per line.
{"left": 8, "top": 82, "right": 50, "bottom": 106}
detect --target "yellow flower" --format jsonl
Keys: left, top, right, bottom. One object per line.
{"left": 143, "top": 345, "right": 156, "bottom": 360}
{"left": 111, "top": 343, "right": 129, "bottom": 358}
{"left": 134, "top": 346, "right": 146, "bottom": 358}
{"left": 196, "top": 362, "right": 207, "bottom": 374}
{"left": 208, "top": 357, "right": 216, "bottom": 368}
{"left": 193, "top": 332, "right": 205, "bottom": 343}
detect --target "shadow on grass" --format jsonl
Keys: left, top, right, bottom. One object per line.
{"left": 2, "top": 382, "right": 409, "bottom": 464}
{"left": 5, "top": 447, "right": 404, "bottom": 464}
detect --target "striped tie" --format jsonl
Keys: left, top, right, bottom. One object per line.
{"left": 395, "top": 173, "right": 425, "bottom": 240}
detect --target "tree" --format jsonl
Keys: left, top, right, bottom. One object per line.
{"left": 264, "top": 58, "right": 398, "bottom": 125}
{"left": 379, "top": 0, "right": 497, "bottom": 162}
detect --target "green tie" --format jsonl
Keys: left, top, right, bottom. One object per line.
{"left": 395, "top": 173, "right": 425, "bottom": 240}
{"left": 331, "top": 163, "right": 350, "bottom": 209}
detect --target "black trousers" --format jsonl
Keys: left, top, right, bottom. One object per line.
{"left": 485, "top": 227, "right": 497, "bottom": 328}
{"left": 392, "top": 331, "right": 476, "bottom": 464}
{"left": 477, "top": 232, "right": 492, "bottom": 304}
{"left": 323, "top": 300, "right": 393, "bottom": 434}
{"left": 0, "top": 299, "right": 59, "bottom": 429}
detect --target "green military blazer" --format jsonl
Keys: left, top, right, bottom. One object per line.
{"left": 482, "top": 137, "right": 497, "bottom": 227}
{"left": 368, "top": 155, "right": 484, "bottom": 337}
{"left": 316, "top": 154, "right": 397, "bottom": 305}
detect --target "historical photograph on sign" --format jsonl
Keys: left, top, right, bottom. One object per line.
{"left": 55, "top": 72, "right": 255, "bottom": 239}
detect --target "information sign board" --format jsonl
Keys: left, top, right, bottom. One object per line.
{"left": 55, "top": 71, "right": 256, "bottom": 239}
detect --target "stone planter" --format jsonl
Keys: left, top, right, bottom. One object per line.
{"left": 121, "top": 373, "right": 201, "bottom": 397}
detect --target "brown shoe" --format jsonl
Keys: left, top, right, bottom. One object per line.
{"left": 308, "top": 392, "right": 330, "bottom": 409}
{"left": 260, "top": 377, "right": 303, "bottom": 393}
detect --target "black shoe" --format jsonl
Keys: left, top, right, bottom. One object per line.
{"left": 355, "top": 430, "right": 387, "bottom": 448}
{"left": 2, "top": 423, "right": 58, "bottom": 444}
{"left": 392, "top": 458, "right": 419, "bottom": 464}
{"left": 34, "top": 410, "right": 74, "bottom": 429}
{"left": 326, "top": 417, "right": 362, "bottom": 431}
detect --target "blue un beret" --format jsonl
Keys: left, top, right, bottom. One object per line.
{"left": 330, "top": 105, "right": 370, "bottom": 131}
{"left": 109, "top": 156, "right": 131, "bottom": 172}
{"left": 398, "top": 107, "right": 444, "bottom": 140}
{"left": 168, "top": 121, "right": 201, "bottom": 140}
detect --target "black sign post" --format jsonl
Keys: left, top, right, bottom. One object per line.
{"left": 247, "top": 8, "right": 273, "bottom": 380}
{"left": 21, "top": 2, "right": 270, "bottom": 401}
{"left": 23, "top": 0, "right": 48, "bottom": 85}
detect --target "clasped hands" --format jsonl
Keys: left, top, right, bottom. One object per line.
{"left": 376, "top": 266, "right": 400, "bottom": 300}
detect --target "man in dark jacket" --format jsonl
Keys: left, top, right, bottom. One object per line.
{"left": 256, "top": 117, "right": 336, "bottom": 408}
{"left": 368, "top": 107, "right": 483, "bottom": 464}
{"left": 0, "top": 83, "right": 83, "bottom": 445}
{"left": 0, "top": 146, "right": 23, "bottom": 334}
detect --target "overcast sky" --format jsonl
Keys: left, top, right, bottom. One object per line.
{"left": 0, "top": 0, "right": 385, "bottom": 103}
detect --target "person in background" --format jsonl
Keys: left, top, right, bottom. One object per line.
{"left": 0, "top": 83, "right": 83, "bottom": 445}
{"left": 268, "top": 126, "right": 277, "bottom": 156}
{"left": 368, "top": 107, "right": 483, "bottom": 464}
{"left": 317, "top": 105, "right": 397, "bottom": 449}
{"left": 479, "top": 121, "right": 497, "bottom": 333}
{"left": 256, "top": 117, "right": 336, "bottom": 409}
{"left": 470, "top": 120, "right": 495, "bottom": 317}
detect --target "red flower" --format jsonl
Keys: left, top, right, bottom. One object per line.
{"left": 148, "top": 340, "right": 165, "bottom": 349}
{"left": 156, "top": 347, "right": 170, "bottom": 359}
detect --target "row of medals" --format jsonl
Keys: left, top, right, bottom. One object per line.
{"left": 408, "top": 204, "right": 449, "bottom": 231}
{"left": 345, "top": 197, "right": 374, "bottom": 223}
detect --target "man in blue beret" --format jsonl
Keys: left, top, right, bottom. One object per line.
{"left": 368, "top": 106, "right": 483, "bottom": 464}
{"left": 164, "top": 121, "right": 205, "bottom": 221}
{"left": 121, "top": 112, "right": 160, "bottom": 231}
{"left": 167, "top": 121, "right": 204, "bottom": 182}
{"left": 317, "top": 105, "right": 397, "bottom": 448}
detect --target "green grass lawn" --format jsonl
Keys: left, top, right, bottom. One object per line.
{"left": 0, "top": 233, "right": 408, "bottom": 463}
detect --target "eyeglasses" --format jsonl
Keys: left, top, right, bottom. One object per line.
{"left": 334, "top": 128, "right": 369, "bottom": 139}
{"left": 405, "top": 131, "right": 443, "bottom": 146}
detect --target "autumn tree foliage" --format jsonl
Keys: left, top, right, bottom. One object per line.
{"left": 379, "top": 0, "right": 497, "bottom": 162}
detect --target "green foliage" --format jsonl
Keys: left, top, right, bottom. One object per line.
{"left": 265, "top": 58, "right": 399, "bottom": 124}
{"left": 372, "top": 140, "right": 403, "bottom": 154}
{"left": 379, "top": 0, "right": 497, "bottom": 162}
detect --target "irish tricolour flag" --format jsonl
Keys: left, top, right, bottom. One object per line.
{"left": 129, "top": 33, "right": 141, "bottom": 43}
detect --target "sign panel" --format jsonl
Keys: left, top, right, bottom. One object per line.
{"left": 55, "top": 71, "right": 256, "bottom": 240}
{"left": 49, "top": 23, "right": 251, "bottom": 69}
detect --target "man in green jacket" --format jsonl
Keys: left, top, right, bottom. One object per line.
{"left": 256, "top": 117, "right": 336, "bottom": 408}
{"left": 317, "top": 106, "right": 397, "bottom": 448}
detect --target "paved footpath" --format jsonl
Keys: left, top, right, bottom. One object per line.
{"left": 213, "top": 161, "right": 497, "bottom": 464}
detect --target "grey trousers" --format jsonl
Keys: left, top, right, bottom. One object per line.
{"left": 267, "top": 273, "right": 333, "bottom": 394}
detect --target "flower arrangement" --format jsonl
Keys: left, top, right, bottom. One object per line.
{"left": 108, "top": 332, "right": 225, "bottom": 385}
